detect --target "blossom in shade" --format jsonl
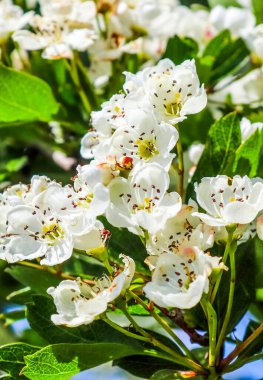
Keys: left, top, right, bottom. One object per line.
{"left": 47, "top": 254, "right": 135, "bottom": 326}
{"left": 144, "top": 247, "right": 223, "bottom": 309}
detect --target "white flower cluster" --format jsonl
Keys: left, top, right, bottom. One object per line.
{"left": 1, "top": 0, "right": 261, "bottom": 88}
{"left": 1, "top": 58, "right": 263, "bottom": 325}
{"left": 0, "top": 168, "right": 109, "bottom": 265}
{"left": 13, "top": 0, "right": 98, "bottom": 60}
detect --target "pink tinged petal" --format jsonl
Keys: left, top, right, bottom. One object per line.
{"left": 42, "top": 44, "right": 73, "bottom": 60}
{"left": 257, "top": 215, "right": 263, "bottom": 240}
{"left": 144, "top": 275, "right": 207, "bottom": 309}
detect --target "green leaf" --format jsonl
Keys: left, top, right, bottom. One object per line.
{"left": 5, "top": 156, "right": 28, "bottom": 173}
{"left": 252, "top": 0, "right": 263, "bottom": 23}
{"left": 232, "top": 129, "right": 263, "bottom": 177}
{"left": 101, "top": 217, "right": 149, "bottom": 274}
{"left": 203, "top": 30, "right": 231, "bottom": 59}
{"left": 255, "top": 237, "right": 263, "bottom": 288}
{"left": 0, "top": 65, "right": 59, "bottom": 122}
{"left": 21, "top": 343, "right": 145, "bottom": 380}
{"left": 163, "top": 36, "right": 198, "bottom": 64}
{"left": 114, "top": 355, "right": 181, "bottom": 379}
{"left": 5, "top": 266, "right": 61, "bottom": 295}
{"left": 210, "top": 38, "right": 249, "bottom": 83}
{"left": 186, "top": 112, "right": 241, "bottom": 200}
{"left": 208, "top": 0, "right": 241, "bottom": 7}
{"left": 0, "top": 343, "right": 38, "bottom": 379}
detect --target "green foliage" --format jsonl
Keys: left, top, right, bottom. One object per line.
{"left": 21, "top": 343, "right": 144, "bottom": 380}
{"left": 198, "top": 31, "right": 250, "bottom": 86}
{"left": 0, "top": 343, "right": 38, "bottom": 379}
{"left": 208, "top": 0, "right": 241, "bottom": 7}
{"left": 0, "top": 66, "right": 59, "bottom": 122}
{"left": 186, "top": 112, "right": 241, "bottom": 200}
{"left": 252, "top": 0, "right": 263, "bottom": 23}
{"left": 26, "top": 295, "right": 142, "bottom": 346}
{"left": 5, "top": 266, "right": 61, "bottom": 295}
{"left": 163, "top": 36, "right": 199, "bottom": 64}
{"left": 114, "top": 355, "right": 181, "bottom": 379}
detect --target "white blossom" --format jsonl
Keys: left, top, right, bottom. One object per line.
{"left": 47, "top": 254, "right": 135, "bottom": 326}
{"left": 147, "top": 201, "right": 214, "bottom": 256}
{"left": 144, "top": 247, "right": 223, "bottom": 309}
{"left": 111, "top": 109, "right": 178, "bottom": 170}
{"left": 13, "top": 15, "right": 97, "bottom": 60}
{"left": 194, "top": 175, "right": 263, "bottom": 226}
{"left": 125, "top": 58, "right": 207, "bottom": 124}
{"left": 106, "top": 163, "right": 181, "bottom": 235}
{"left": 0, "top": 205, "right": 73, "bottom": 265}
{"left": 0, "top": 0, "right": 33, "bottom": 42}
{"left": 210, "top": 5, "right": 255, "bottom": 38}
{"left": 244, "top": 24, "right": 263, "bottom": 62}
{"left": 240, "top": 117, "right": 263, "bottom": 142}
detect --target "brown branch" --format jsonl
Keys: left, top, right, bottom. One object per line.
{"left": 158, "top": 307, "right": 209, "bottom": 347}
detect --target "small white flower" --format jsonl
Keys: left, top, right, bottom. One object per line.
{"left": 147, "top": 202, "right": 214, "bottom": 256}
{"left": 0, "top": 0, "right": 33, "bottom": 42}
{"left": 1, "top": 205, "right": 73, "bottom": 265}
{"left": 47, "top": 254, "right": 135, "bottom": 327}
{"left": 209, "top": 68, "right": 263, "bottom": 108}
{"left": 240, "top": 117, "right": 263, "bottom": 143}
{"left": 132, "top": 58, "right": 207, "bottom": 124}
{"left": 210, "top": 5, "right": 255, "bottom": 38}
{"left": 111, "top": 109, "right": 178, "bottom": 170}
{"left": 193, "top": 175, "right": 263, "bottom": 226}
{"left": 106, "top": 163, "right": 182, "bottom": 234}
{"left": 244, "top": 24, "right": 263, "bottom": 62}
{"left": 144, "top": 247, "right": 222, "bottom": 309}
{"left": 13, "top": 15, "right": 97, "bottom": 60}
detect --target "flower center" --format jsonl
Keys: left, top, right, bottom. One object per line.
{"left": 42, "top": 223, "right": 64, "bottom": 244}
{"left": 135, "top": 139, "right": 159, "bottom": 159}
{"left": 164, "top": 93, "right": 182, "bottom": 116}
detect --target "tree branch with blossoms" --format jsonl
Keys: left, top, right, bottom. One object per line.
{"left": 0, "top": 1, "right": 263, "bottom": 379}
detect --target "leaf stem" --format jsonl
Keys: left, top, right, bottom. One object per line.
{"left": 128, "top": 290, "right": 195, "bottom": 361}
{"left": 219, "top": 322, "right": 263, "bottom": 372}
{"left": 201, "top": 298, "right": 217, "bottom": 369}
{"left": 215, "top": 240, "right": 237, "bottom": 362}
{"left": 175, "top": 126, "right": 184, "bottom": 198}
{"left": 66, "top": 57, "right": 92, "bottom": 115}
{"left": 17, "top": 261, "right": 94, "bottom": 284}
{"left": 102, "top": 316, "right": 149, "bottom": 342}
{"left": 119, "top": 302, "right": 205, "bottom": 372}
{"left": 76, "top": 55, "right": 99, "bottom": 109}
{"left": 210, "top": 228, "right": 235, "bottom": 304}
